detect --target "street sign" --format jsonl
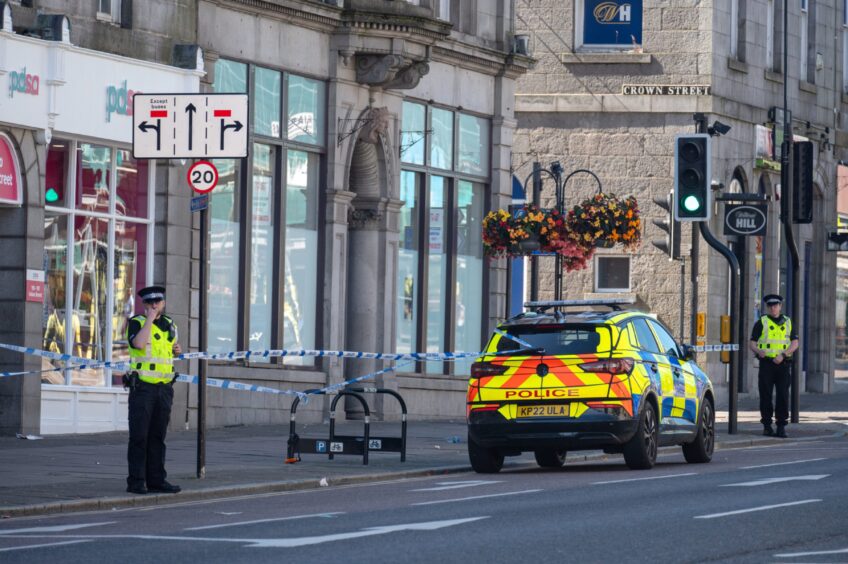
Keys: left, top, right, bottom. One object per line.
{"left": 723, "top": 204, "right": 767, "bottom": 237}
{"left": 132, "top": 93, "right": 248, "bottom": 159}
{"left": 191, "top": 194, "right": 209, "bottom": 213}
{"left": 187, "top": 160, "right": 219, "bottom": 194}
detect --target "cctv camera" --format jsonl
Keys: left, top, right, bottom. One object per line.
{"left": 708, "top": 120, "right": 732, "bottom": 136}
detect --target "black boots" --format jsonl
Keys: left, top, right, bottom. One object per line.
{"left": 763, "top": 424, "right": 775, "bottom": 436}
{"left": 776, "top": 425, "right": 787, "bottom": 438}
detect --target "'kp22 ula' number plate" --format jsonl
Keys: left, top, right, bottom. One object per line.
{"left": 517, "top": 404, "right": 568, "bottom": 418}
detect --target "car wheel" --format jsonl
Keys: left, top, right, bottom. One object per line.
{"left": 534, "top": 448, "right": 567, "bottom": 468}
{"left": 623, "top": 401, "right": 658, "bottom": 470}
{"left": 468, "top": 432, "right": 504, "bottom": 474}
{"left": 682, "top": 399, "right": 715, "bottom": 463}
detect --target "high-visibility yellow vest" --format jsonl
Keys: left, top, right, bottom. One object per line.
{"left": 127, "top": 315, "right": 175, "bottom": 384}
{"left": 756, "top": 315, "right": 792, "bottom": 358}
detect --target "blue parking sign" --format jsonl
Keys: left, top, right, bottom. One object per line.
{"left": 316, "top": 441, "right": 327, "bottom": 453}
{"left": 583, "top": 0, "right": 642, "bottom": 47}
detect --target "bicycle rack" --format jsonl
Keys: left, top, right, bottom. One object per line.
{"left": 286, "top": 387, "right": 407, "bottom": 465}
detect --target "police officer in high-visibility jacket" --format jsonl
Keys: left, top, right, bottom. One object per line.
{"left": 748, "top": 294, "right": 799, "bottom": 438}
{"left": 125, "top": 285, "right": 182, "bottom": 495}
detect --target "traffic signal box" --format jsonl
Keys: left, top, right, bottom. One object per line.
{"left": 651, "top": 191, "right": 681, "bottom": 260}
{"left": 793, "top": 140, "right": 813, "bottom": 224}
{"left": 674, "top": 134, "right": 711, "bottom": 222}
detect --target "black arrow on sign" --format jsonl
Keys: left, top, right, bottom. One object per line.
{"left": 220, "top": 120, "right": 243, "bottom": 151}
{"left": 185, "top": 103, "right": 197, "bottom": 151}
{"left": 138, "top": 120, "right": 162, "bottom": 151}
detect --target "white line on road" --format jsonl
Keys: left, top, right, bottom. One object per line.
{"left": 591, "top": 473, "right": 698, "bottom": 485}
{"left": 185, "top": 512, "right": 345, "bottom": 531}
{"left": 411, "top": 480, "right": 502, "bottom": 492}
{"left": 694, "top": 499, "right": 822, "bottom": 519}
{"left": 0, "top": 540, "right": 91, "bottom": 553}
{"left": 0, "top": 522, "right": 116, "bottom": 535}
{"left": 774, "top": 547, "right": 848, "bottom": 557}
{"left": 411, "top": 489, "right": 541, "bottom": 506}
{"left": 740, "top": 458, "right": 827, "bottom": 469}
{"left": 719, "top": 475, "right": 829, "bottom": 487}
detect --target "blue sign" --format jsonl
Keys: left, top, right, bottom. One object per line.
{"left": 316, "top": 441, "right": 327, "bottom": 453}
{"left": 191, "top": 194, "right": 209, "bottom": 213}
{"left": 583, "top": 0, "right": 642, "bottom": 47}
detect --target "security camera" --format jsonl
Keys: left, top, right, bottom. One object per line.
{"left": 708, "top": 120, "right": 732, "bottom": 136}
{"left": 710, "top": 180, "right": 725, "bottom": 191}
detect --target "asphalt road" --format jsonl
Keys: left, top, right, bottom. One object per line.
{"left": 1, "top": 437, "right": 846, "bottom": 563}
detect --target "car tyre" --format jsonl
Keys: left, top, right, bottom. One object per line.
{"left": 623, "top": 401, "right": 658, "bottom": 470}
{"left": 534, "top": 449, "right": 567, "bottom": 468}
{"left": 468, "top": 433, "right": 504, "bottom": 474}
{"left": 682, "top": 399, "right": 715, "bottom": 463}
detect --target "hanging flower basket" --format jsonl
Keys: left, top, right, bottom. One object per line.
{"left": 567, "top": 193, "right": 642, "bottom": 251}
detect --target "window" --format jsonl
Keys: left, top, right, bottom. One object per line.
{"left": 843, "top": 0, "right": 848, "bottom": 92}
{"left": 648, "top": 319, "right": 682, "bottom": 358}
{"left": 438, "top": 0, "right": 451, "bottom": 21}
{"left": 595, "top": 255, "right": 631, "bottom": 292}
{"left": 212, "top": 59, "right": 326, "bottom": 364}
{"left": 800, "top": 0, "right": 808, "bottom": 80}
{"left": 575, "top": 0, "right": 643, "bottom": 51}
{"left": 766, "top": 0, "right": 775, "bottom": 70}
{"left": 42, "top": 140, "right": 152, "bottom": 387}
{"left": 399, "top": 101, "right": 490, "bottom": 375}
{"left": 730, "top": 0, "right": 738, "bottom": 58}
{"left": 97, "top": 0, "right": 122, "bottom": 24}
{"left": 631, "top": 318, "right": 661, "bottom": 354}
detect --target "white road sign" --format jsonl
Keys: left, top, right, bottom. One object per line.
{"left": 132, "top": 93, "right": 248, "bottom": 159}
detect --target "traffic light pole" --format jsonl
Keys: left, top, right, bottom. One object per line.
{"left": 697, "top": 222, "right": 740, "bottom": 434}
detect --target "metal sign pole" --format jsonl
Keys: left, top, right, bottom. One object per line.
{"left": 197, "top": 204, "right": 208, "bottom": 479}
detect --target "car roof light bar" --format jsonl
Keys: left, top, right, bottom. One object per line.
{"left": 523, "top": 298, "right": 636, "bottom": 312}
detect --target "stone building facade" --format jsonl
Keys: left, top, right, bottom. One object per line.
{"left": 0, "top": 0, "right": 530, "bottom": 435}
{"left": 514, "top": 0, "right": 843, "bottom": 405}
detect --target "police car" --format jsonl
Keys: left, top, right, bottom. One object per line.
{"left": 466, "top": 299, "right": 715, "bottom": 473}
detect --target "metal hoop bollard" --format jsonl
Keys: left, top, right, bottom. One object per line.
{"left": 286, "top": 387, "right": 407, "bottom": 465}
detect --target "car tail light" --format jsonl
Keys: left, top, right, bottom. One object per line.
{"left": 578, "top": 358, "right": 634, "bottom": 375}
{"left": 470, "top": 362, "right": 508, "bottom": 379}
{"left": 469, "top": 404, "right": 500, "bottom": 412}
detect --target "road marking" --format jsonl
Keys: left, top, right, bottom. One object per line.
{"left": 591, "top": 473, "right": 698, "bottom": 485}
{"left": 0, "top": 522, "right": 116, "bottom": 535}
{"left": 0, "top": 540, "right": 91, "bottom": 553}
{"left": 6, "top": 517, "right": 489, "bottom": 548}
{"left": 185, "top": 512, "right": 345, "bottom": 531}
{"left": 740, "top": 457, "right": 827, "bottom": 469}
{"left": 694, "top": 499, "right": 821, "bottom": 519}
{"left": 411, "top": 480, "right": 502, "bottom": 492}
{"left": 411, "top": 489, "right": 541, "bottom": 506}
{"left": 775, "top": 547, "right": 848, "bottom": 557}
{"left": 719, "top": 475, "right": 829, "bottom": 487}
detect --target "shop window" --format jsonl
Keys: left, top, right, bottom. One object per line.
{"left": 457, "top": 114, "right": 489, "bottom": 176}
{"left": 112, "top": 221, "right": 148, "bottom": 364}
{"left": 208, "top": 159, "right": 242, "bottom": 353}
{"left": 454, "top": 180, "right": 484, "bottom": 375}
{"left": 214, "top": 59, "right": 248, "bottom": 93}
{"left": 576, "top": 0, "right": 642, "bottom": 51}
{"left": 115, "top": 149, "right": 148, "bottom": 219}
{"left": 287, "top": 74, "right": 325, "bottom": 146}
{"left": 250, "top": 144, "right": 275, "bottom": 358}
{"left": 595, "top": 255, "right": 631, "bottom": 292}
{"left": 76, "top": 144, "right": 111, "bottom": 214}
{"left": 397, "top": 171, "right": 420, "bottom": 354}
{"left": 400, "top": 101, "right": 426, "bottom": 166}
{"left": 429, "top": 107, "right": 454, "bottom": 170}
{"left": 254, "top": 67, "right": 281, "bottom": 138}
{"left": 426, "top": 176, "right": 449, "bottom": 373}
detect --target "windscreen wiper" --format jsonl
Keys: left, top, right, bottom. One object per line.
{"left": 483, "top": 346, "right": 546, "bottom": 357}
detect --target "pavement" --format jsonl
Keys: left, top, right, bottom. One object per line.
{"left": 1, "top": 380, "right": 846, "bottom": 519}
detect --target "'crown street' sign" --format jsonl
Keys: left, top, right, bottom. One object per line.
{"left": 132, "top": 93, "right": 249, "bottom": 159}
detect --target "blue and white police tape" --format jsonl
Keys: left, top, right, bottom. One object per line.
{"left": 177, "top": 348, "right": 480, "bottom": 363}
{"left": 692, "top": 344, "right": 740, "bottom": 352}
{"left": 493, "top": 328, "right": 534, "bottom": 350}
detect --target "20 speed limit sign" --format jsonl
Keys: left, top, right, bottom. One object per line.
{"left": 187, "top": 160, "right": 219, "bottom": 194}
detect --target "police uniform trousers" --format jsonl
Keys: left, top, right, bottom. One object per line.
{"left": 758, "top": 357, "right": 790, "bottom": 427}
{"left": 127, "top": 380, "right": 174, "bottom": 489}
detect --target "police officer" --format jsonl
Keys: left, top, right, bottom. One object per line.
{"left": 125, "top": 286, "right": 182, "bottom": 495}
{"left": 748, "top": 294, "right": 799, "bottom": 438}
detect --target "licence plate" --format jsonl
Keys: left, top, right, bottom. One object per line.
{"left": 517, "top": 404, "right": 568, "bottom": 418}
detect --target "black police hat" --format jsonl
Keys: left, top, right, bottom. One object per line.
{"left": 763, "top": 294, "right": 783, "bottom": 305}
{"left": 138, "top": 285, "right": 166, "bottom": 302}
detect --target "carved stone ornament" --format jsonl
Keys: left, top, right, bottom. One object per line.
{"left": 348, "top": 208, "right": 383, "bottom": 229}
{"left": 355, "top": 54, "right": 429, "bottom": 90}
{"left": 358, "top": 106, "right": 391, "bottom": 145}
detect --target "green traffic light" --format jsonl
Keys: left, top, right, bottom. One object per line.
{"left": 683, "top": 195, "right": 701, "bottom": 212}
{"left": 45, "top": 188, "right": 59, "bottom": 203}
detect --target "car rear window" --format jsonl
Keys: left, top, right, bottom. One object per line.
{"left": 495, "top": 324, "right": 612, "bottom": 355}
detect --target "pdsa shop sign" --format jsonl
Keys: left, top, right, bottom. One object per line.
{"left": 0, "top": 133, "right": 22, "bottom": 206}
{"left": 583, "top": 0, "right": 642, "bottom": 47}
{"left": 106, "top": 80, "right": 140, "bottom": 122}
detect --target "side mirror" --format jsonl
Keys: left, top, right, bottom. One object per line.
{"left": 680, "top": 344, "right": 695, "bottom": 361}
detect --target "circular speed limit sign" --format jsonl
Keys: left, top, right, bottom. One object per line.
{"left": 187, "top": 160, "right": 219, "bottom": 194}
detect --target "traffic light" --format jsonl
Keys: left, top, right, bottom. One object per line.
{"left": 651, "top": 191, "right": 681, "bottom": 260}
{"left": 674, "top": 134, "right": 711, "bottom": 221}
{"left": 793, "top": 140, "right": 813, "bottom": 224}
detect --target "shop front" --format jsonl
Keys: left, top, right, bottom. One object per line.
{"left": 0, "top": 31, "right": 200, "bottom": 434}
